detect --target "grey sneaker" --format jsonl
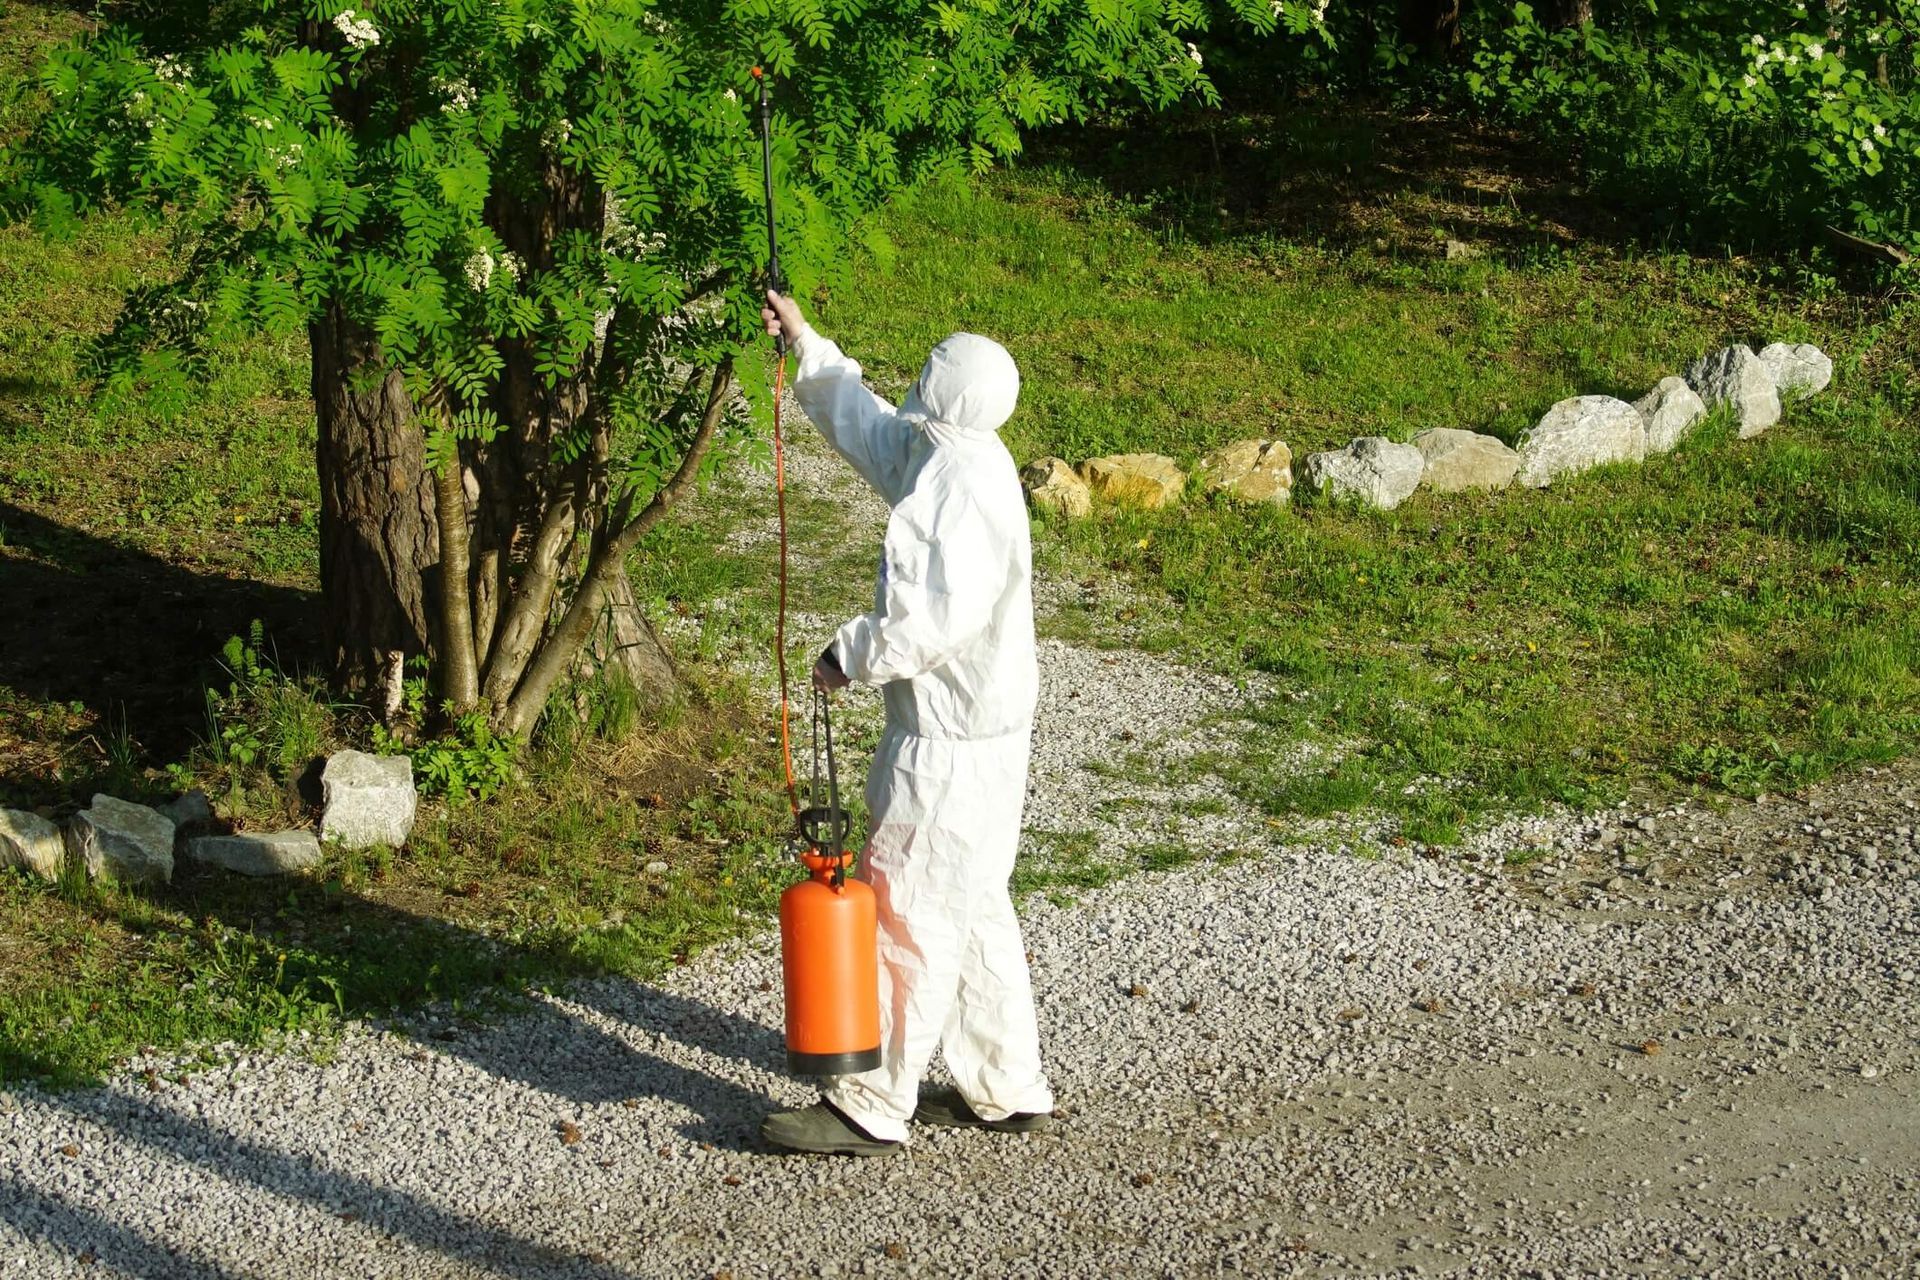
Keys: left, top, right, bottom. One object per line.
{"left": 913, "top": 1087, "right": 1052, "bottom": 1134}
{"left": 760, "top": 1101, "right": 902, "bottom": 1157}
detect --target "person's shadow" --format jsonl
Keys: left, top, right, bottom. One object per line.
{"left": 11, "top": 878, "right": 802, "bottom": 1279}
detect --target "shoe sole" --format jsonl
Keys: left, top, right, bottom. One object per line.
{"left": 763, "top": 1136, "right": 901, "bottom": 1157}
{"left": 913, "top": 1109, "right": 1052, "bottom": 1134}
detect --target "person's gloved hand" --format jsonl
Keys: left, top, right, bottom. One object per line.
{"left": 812, "top": 644, "right": 850, "bottom": 691}
{"left": 763, "top": 290, "right": 805, "bottom": 343}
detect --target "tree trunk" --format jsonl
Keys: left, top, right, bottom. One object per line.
{"left": 311, "top": 303, "right": 437, "bottom": 699}
{"left": 498, "top": 361, "right": 731, "bottom": 737}
{"left": 312, "top": 148, "right": 700, "bottom": 737}
{"left": 1400, "top": 0, "right": 1463, "bottom": 59}
{"left": 580, "top": 571, "right": 681, "bottom": 706}
{"left": 1549, "top": 0, "right": 1592, "bottom": 27}
{"left": 431, "top": 442, "right": 481, "bottom": 712}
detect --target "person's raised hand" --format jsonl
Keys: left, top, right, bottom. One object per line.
{"left": 763, "top": 290, "right": 805, "bottom": 342}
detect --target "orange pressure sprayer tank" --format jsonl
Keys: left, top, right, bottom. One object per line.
{"left": 779, "top": 846, "right": 882, "bottom": 1074}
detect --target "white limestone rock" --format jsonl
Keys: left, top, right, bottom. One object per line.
{"left": 0, "top": 809, "right": 64, "bottom": 881}
{"left": 1077, "top": 454, "right": 1187, "bottom": 510}
{"left": 1633, "top": 377, "right": 1710, "bottom": 454}
{"left": 1196, "top": 439, "right": 1294, "bottom": 506}
{"left": 320, "top": 751, "right": 417, "bottom": 850}
{"left": 1020, "top": 456, "right": 1092, "bottom": 518}
{"left": 1302, "top": 437, "right": 1425, "bottom": 511}
{"left": 158, "top": 789, "right": 214, "bottom": 830}
{"left": 1516, "top": 396, "right": 1648, "bottom": 488}
{"left": 1685, "top": 346, "right": 1781, "bottom": 438}
{"left": 185, "top": 830, "right": 323, "bottom": 878}
{"left": 65, "top": 795, "right": 175, "bottom": 885}
{"left": 1411, "top": 429, "right": 1520, "bottom": 492}
{"left": 1758, "top": 342, "right": 1832, "bottom": 400}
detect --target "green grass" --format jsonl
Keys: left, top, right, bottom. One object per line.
{"left": 1008, "top": 827, "right": 1212, "bottom": 907}
{"left": 0, "top": 688, "right": 801, "bottom": 1084}
{"left": 815, "top": 166, "right": 1920, "bottom": 834}
{"left": 3, "top": 0, "right": 1917, "bottom": 1080}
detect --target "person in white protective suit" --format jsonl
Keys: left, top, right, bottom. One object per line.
{"left": 757, "top": 290, "right": 1055, "bottom": 1157}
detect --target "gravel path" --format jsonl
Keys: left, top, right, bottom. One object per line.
{"left": 4, "top": 761, "right": 1916, "bottom": 1277}
{"left": 5, "top": 422, "right": 1917, "bottom": 1278}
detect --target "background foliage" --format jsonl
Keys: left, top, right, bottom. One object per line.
{"left": 1203, "top": 1, "right": 1919, "bottom": 259}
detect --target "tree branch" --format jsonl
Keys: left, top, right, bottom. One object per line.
{"left": 497, "top": 359, "right": 733, "bottom": 736}
{"left": 430, "top": 407, "right": 481, "bottom": 714}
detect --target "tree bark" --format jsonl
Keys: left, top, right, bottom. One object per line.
{"left": 311, "top": 303, "right": 437, "bottom": 697}
{"left": 431, "top": 437, "right": 481, "bottom": 712}
{"left": 580, "top": 571, "right": 681, "bottom": 706}
{"left": 1400, "top": 0, "right": 1464, "bottom": 59}
{"left": 1549, "top": 0, "right": 1592, "bottom": 27}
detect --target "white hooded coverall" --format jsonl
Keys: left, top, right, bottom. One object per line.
{"left": 788, "top": 323, "right": 1054, "bottom": 1143}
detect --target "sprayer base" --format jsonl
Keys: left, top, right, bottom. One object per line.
{"left": 787, "top": 1046, "right": 882, "bottom": 1076}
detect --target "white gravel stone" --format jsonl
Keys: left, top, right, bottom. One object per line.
{"left": 3, "top": 798, "right": 1914, "bottom": 1278}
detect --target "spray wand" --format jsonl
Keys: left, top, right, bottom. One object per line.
{"left": 755, "top": 63, "right": 880, "bottom": 1076}
{"left": 753, "top": 64, "right": 801, "bottom": 819}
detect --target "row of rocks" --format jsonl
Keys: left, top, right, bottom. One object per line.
{"left": 1021, "top": 341, "right": 1833, "bottom": 516}
{"left": 0, "top": 750, "right": 417, "bottom": 888}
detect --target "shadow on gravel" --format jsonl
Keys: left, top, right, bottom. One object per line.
{"left": 34, "top": 871, "right": 791, "bottom": 1148}
{"left": 28, "top": 1089, "right": 650, "bottom": 1280}
{"left": 503, "top": 979, "right": 788, "bottom": 1151}
{"left": 417, "top": 975, "right": 786, "bottom": 1152}
{"left": 13, "top": 880, "right": 791, "bottom": 1272}
{"left": 0, "top": 1173, "right": 247, "bottom": 1280}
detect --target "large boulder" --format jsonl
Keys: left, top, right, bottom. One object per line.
{"left": 1302, "top": 437, "right": 1424, "bottom": 511}
{"left": 1685, "top": 346, "right": 1781, "bottom": 438}
{"left": 1633, "top": 377, "right": 1709, "bottom": 454}
{"left": 1758, "top": 342, "right": 1832, "bottom": 400}
{"left": 320, "top": 751, "right": 418, "bottom": 850}
{"left": 1516, "top": 396, "right": 1647, "bottom": 488}
{"left": 1077, "top": 454, "right": 1186, "bottom": 510}
{"left": 0, "top": 809, "right": 64, "bottom": 881}
{"left": 1410, "top": 429, "right": 1520, "bottom": 493}
{"left": 1020, "top": 456, "right": 1091, "bottom": 518}
{"left": 1196, "top": 440, "right": 1293, "bottom": 506}
{"left": 186, "top": 830, "right": 323, "bottom": 878}
{"left": 65, "top": 795, "right": 174, "bottom": 885}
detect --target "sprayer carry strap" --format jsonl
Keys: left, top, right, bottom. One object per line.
{"left": 810, "top": 685, "right": 847, "bottom": 884}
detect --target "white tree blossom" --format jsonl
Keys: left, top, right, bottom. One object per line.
{"left": 333, "top": 9, "right": 381, "bottom": 50}
{"left": 464, "top": 250, "right": 493, "bottom": 292}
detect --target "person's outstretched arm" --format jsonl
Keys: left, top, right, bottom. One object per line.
{"left": 763, "top": 290, "right": 912, "bottom": 501}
